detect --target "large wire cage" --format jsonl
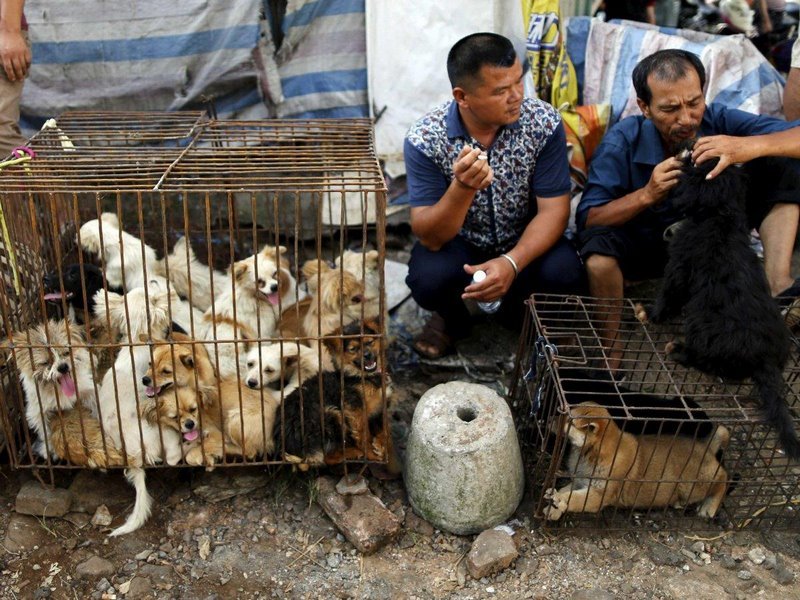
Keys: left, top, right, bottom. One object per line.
{"left": 509, "top": 294, "right": 800, "bottom": 532}
{"left": 0, "top": 111, "right": 392, "bottom": 475}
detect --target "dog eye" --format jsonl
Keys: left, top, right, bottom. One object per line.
{"left": 257, "top": 278, "right": 265, "bottom": 287}
{"left": 247, "top": 361, "right": 255, "bottom": 368}
{"left": 351, "top": 296, "right": 362, "bottom": 304}
{"left": 161, "top": 368, "right": 172, "bottom": 375}
{"left": 272, "top": 270, "right": 278, "bottom": 278}
{"left": 265, "top": 367, "right": 275, "bottom": 374}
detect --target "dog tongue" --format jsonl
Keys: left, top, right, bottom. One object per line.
{"left": 145, "top": 385, "right": 161, "bottom": 398}
{"left": 43, "top": 292, "right": 64, "bottom": 301}
{"left": 59, "top": 374, "right": 77, "bottom": 397}
{"left": 267, "top": 291, "right": 280, "bottom": 306}
{"left": 183, "top": 430, "right": 199, "bottom": 442}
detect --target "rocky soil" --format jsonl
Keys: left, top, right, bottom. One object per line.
{"left": 2, "top": 319, "right": 799, "bottom": 599}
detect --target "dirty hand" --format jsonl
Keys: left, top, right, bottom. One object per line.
{"left": 452, "top": 144, "right": 493, "bottom": 192}
{"left": 692, "top": 135, "right": 751, "bottom": 180}
{"left": 643, "top": 156, "right": 682, "bottom": 204}
{"left": 0, "top": 27, "right": 30, "bottom": 82}
{"left": 461, "top": 257, "right": 515, "bottom": 302}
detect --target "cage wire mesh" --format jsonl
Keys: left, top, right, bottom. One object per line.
{"left": 0, "top": 110, "right": 392, "bottom": 475}
{"left": 509, "top": 294, "right": 800, "bottom": 532}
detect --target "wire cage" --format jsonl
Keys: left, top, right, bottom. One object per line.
{"left": 0, "top": 110, "right": 392, "bottom": 476}
{"left": 509, "top": 294, "right": 800, "bottom": 532}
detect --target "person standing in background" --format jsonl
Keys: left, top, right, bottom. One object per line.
{"left": 0, "top": 0, "right": 29, "bottom": 157}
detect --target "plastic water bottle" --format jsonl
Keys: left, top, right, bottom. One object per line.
{"left": 472, "top": 270, "right": 502, "bottom": 314}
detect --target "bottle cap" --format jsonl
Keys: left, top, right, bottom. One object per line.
{"left": 472, "top": 269, "right": 487, "bottom": 283}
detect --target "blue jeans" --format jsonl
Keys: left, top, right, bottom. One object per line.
{"left": 406, "top": 235, "right": 586, "bottom": 335}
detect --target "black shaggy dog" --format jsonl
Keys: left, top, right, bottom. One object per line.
{"left": 42, "top": 263, "right": 122, "bottom": 322}
{"left": 636, "top": 148, "right": 800, "bottom": 459}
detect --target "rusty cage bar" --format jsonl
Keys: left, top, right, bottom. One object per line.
{"left": 0, "top": 110, "right": 390, "bottom": 474}
{"left": 509, "top": 294, "right": 800, "bottom": 532}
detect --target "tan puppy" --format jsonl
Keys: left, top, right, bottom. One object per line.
{"left": 543, "top": 402, "right": 729, "bottom": 520}
{"left": 48, "top": 405, "right": 126, "bottom": 468}
{"left": 142, "top": 334, "right": 278, "bottom": 465}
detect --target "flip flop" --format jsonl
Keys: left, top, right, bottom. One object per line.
{"left": 412, "top": 313, "right": 455, "bottom": 359}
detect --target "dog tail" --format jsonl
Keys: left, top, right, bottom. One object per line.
{"left": 109, "top": 467, "right": 152, "bottom": 537}
{"left": 753, "top": 368, "right": 800, "bottom": 459}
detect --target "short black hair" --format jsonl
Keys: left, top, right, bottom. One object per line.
{"left": 447, "top": 32, "right": 518, "bottom": 90}
{"left": 632, "top": 49, "right": 706, "bottom": 105}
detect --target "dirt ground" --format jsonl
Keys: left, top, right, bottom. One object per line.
{"left": 1, "top": 316, "right": 799, "bottom": 600}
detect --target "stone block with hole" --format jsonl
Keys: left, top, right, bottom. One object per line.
{"left": 404, "top": 381, "right": 524, "bottom": 535}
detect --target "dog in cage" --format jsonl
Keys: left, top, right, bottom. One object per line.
{"left": 142, "top": 333, "right": 280, "bottom": 468}
{"left": 275, "top": 319, "right": 394, "bottom": 469}
{"left": 542, "top": 402, "right": 730, "bottom": 520}
{"left": 635, "top": 146, "right": 800, "bottom": 459}
{"left": 3, "top": 319, "right": 99, "bottom": 461}
{"left": 165, "top": 236, "right": 230, "bottom": 312}
{"left": 199, "top": 244, "right": 297, "bottom": 378}
{"left": 42, "top": 263, "right": 123, "bottom": 323}
{"left": 79, "top": 212, "right": 165, "bottom": 291}
{"left": 47, "top": 404, "right": 127, "bottom": 468}
{"left": 243, "top": 340, "right": 320, "bottom": 397}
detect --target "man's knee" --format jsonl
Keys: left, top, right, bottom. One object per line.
{"left": 585, "top": 253, "right": 621, "bottom": 279}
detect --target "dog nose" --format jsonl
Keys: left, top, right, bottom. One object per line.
{"left": 185, "top": 419, "right": 195, "bottom": 430}
{"left": 270, "top": 282, "right": 278, "bottom": 292}
{"left": 141, "top": 375, "right": 151, "bottom": 386}
{"left": 57, "top": 363, "right": 69, "bottom": 374}
{"left": 247, "top": 379, "right": 259, "bottom": 389}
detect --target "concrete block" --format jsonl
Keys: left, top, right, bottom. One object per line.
{"left": 404, "top": 382, "right": 524, "bottom": 535}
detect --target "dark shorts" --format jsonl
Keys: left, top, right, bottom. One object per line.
{"left": 578, "top": 156, "right": 800, "bottom": 281}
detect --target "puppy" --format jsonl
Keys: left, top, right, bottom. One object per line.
{"left": 4, "top": 319, "right": 98, "bottom": 460}
{"left": 637, "top": 148, "right": 800, "bottom": 459}
{"left": 275, "top": 319, "right": 393, "bottom": 468}
{"left": 543, "top": 402, "right": 729, "bottom": 520}
{"left": 244, "top": 341, "right": 320, "bottom": 397}
{"left": 47, "top": 405, "right": 126, "bottom": 468}
{"left": 335, "top": 249, "right": 381, "bottom": 306}
{"left": 42, "top": 263, "right": 123, "bottom": 323}
{"left": 78, "top": 213, "right": 165, "bottom": 290}
{"left": 142, "top": 333, "right": 278, "bottom": 464}
{"left": 165, "top": 236, "right": 230, "bottom": 312}
{"left": 301, "top": 260, "right": 378, "bottom": 340}
{"left": 94, "top": 286, "right": 183, "bottom": 537}
{"left": 200, "top": 244, "right": 297, "bottom": 378}
{"left": 144, "top": 275, "right": 204, "bottom": 337}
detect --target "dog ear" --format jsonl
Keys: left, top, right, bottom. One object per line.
{"left": 171, "top": 331, "right": 191, "bottom": 343}
{"left": 363, "top": 250, "right": 379, "bottom": 270}
{"left": 141, "top": 398, "right": 160, "bottom": 425}
{"left": 180, "top": 352, "right": 195, "bottom": 369}
{"left": 301, "top": 259, "right": 322, "bottom": 280}
{"left": 233, "top": 260, "right": 250, "bottom": 283}
{"left": 138, "top": 333, "right": 149, "bottom": 343}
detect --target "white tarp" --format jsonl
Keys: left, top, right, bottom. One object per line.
{"left": 366, "top": 0, "right": 531, "bottom": 176}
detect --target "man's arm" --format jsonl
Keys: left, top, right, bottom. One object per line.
{"left": 0, "top": 0, "right": 28, "bottom": 82}
{"left": 407, "top": 144, "right": 492, "bottom": 251}
{"left": 585, "top": 155, "right": 683, "bottom": 228}
{"left": 462, "top": 193, "right": 569, "bottom": 301}
{"left": 693, "top": 126, "right": 800, "bottom": 179}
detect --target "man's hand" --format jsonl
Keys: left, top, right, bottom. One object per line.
{"left": 643, "top": 156, "right": 683, "bottom": 204}
{"left": 0, "top": 25, "right": 29, "bottom": 82}
{"left": 692, "top": 135, "right": 752, "bottom": 180}
{"left": 461, "top": 258, "right": 515, "bottom": 302}
{"left": 453, "top": 145, "right": 493, "bottom": 191}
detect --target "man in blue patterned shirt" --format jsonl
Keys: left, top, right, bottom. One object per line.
{"left": 404, "top": 32, "right": 585, "bottom": 358}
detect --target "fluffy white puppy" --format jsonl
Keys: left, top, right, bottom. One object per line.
{"left": 164, "top": 236, "right": 230, "bottom": 312}
{"left": 243, "top": 341, "right": 319, "bottom": 398}
{"left": 78, "top": 212, "right": 165, "bottom": 290}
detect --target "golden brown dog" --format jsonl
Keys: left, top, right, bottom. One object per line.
{"left": 543, "top": 402, "right": 729, "bottom": 520}
{"left": 142, "top": 333, "right": 279, "bottom": 466}
{"left": 48, "top": 405, "right": 126, "bottom": 468}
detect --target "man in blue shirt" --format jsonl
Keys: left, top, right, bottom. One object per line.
{"left": 577, "top": 49, "right": 800, "bottom": 363}
{"left": 404, "top": 32, "right": 584, "bottom": 358}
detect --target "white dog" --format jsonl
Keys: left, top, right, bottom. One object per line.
{"left": 94, "top": 286, "right": 183, "bottom": 536}
{"left": 164, "top": 236, "right": 230, "bottom": 312}
{"left": 144, "top": 275, "right": 205, "bottom": 337}
{"left": 244, "top": 341, "right": 319, "bottom": 398}
{"left": 78, "top": 212, "right": 165, "bottom": 290}
{"left": 4, "top": 319, "right": 98, "bottom": 460}
{"left": 200, "top": 244, "right": 298, "bottom": 378}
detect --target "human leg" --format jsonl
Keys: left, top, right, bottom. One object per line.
{"left": 406, "top": 237, "right": 480, "bottom": 357}
{"left": 0, "top": 71, "right": 25, "bottom": 157}
{"left": 744, "top": 157, "right": 800, "bottom": 296}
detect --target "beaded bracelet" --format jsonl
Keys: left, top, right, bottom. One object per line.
{"left": 500, "top": 253, "right": 519, "bottom": 278}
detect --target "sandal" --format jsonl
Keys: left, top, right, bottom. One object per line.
{"left": 412, "top": 313, "right": 456, "bottom": 359}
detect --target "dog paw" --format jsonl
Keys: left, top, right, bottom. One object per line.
{"left": 634, "top": 303, "right": 649, "bottom": 324}
{"left": 542, "top": 502, "right": 565, "bottom": 521}
{"left": 543, "top": 487, "right": 557, "bottom": 501}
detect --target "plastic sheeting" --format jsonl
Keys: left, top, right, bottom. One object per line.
{"left": 366, "top": 0, "right": 531, "bottom": 175}
{"left": 21, "top": 0, "right": 268, "bottom": 132}
{"left": 572, "top": 18, "right": 787, "bottom": 125}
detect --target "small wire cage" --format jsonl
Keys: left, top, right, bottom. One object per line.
{"left": 509, "top": 294, "right": 800, "bottom": 532}
{"left": 0, "top": 111, "right": 392, "bottom": 475}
